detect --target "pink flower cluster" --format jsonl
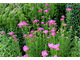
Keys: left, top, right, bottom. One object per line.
{"left": 43, "top": 30, "right": 49, "bottom": 34}
{"left": 41, "top": 50, "right": 48, "bottom": 57}
{"left": 48, "top": 20, "right": 57, "bottom": 26}
{"left": 18, "top": 21, "right": 28, "bottom": 28}
{"left": 66, "top": 8, "right": 72, "bottom": 11}
{"left": 48, "top": 43, "right": 59, "bottom": 50}
{"left": 50, "top": 27, "right": 56, "bottom": 36}
{"left": 33, "top": 19, "right": 39, "bottom": 23}
{"left": 23, "top": 46, "right": 29, "bottom": 52}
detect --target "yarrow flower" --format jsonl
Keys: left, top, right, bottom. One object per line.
{"left": 41, "top": 22, "right": 44, "bottom": 24}
{"left": 8, "top": 32, "right": 13, "bottom": 36}
{"left": 12, "top": 35, "right": 17, "bottom": 37}
{"left": 45, "top": 4, "right": 49, "bottom": 6}
{"left": 48, "top": 20, "right": 56, "bottom": 26}
{"left": 38, "top": 27, "right": 44, "bottom": 31}
{"left": 38, "top": 10, "right": 42, "bottom": 12}
{"left": 1, "top": 31, "right": 5, "bottom": 34}
{"left": 66, "top": 8, "right": 72, "bottom": 11}
{"left": 14, "top": 38, "right": 17, "bottom": 40}
{"left": 42, "top": 50, "right": 48, "bottom": 57}
{"left": 41, "top": 16, "right": 45, "bottom": 18}
{"left": 47, "top": 37, "right": 50, "bottom": 39}
{"left": 52, "top": 44, "right": 60, "bottom": 50}
{"left": 28, "top": 34, "right": 33, "bottom": 38}
{"left": 61, "top": 15, "right": 65, "bottom": 18}
{"left": 23, "top": 46, "right": 29, "bottom": 52}
{"left": 50, "top": 32, "right": 56, "bottom": 36}
{"left": 18, "top": 21, "right": 28, "bottom": 28}
{"left": 43, "top": 30, "right": 49, "bottom": 34}
{"left": 60, "top": 18, "right": 64, "bottom": 20}
{"left": 22, "top": 54, "right": 29, "bottom": 57}
{"left": 54, "top": 55, "right": 58, "bottom": 57}
{"left": 31, "top": 30, "right": 34, "bottom": 33}
{"left": 63, "top": 23, "right": 67, "bottom": 26}
{"left": 23, "top": 34, "right": 27, "bottom": 37}
{"left": 47, "top": 8, "right": 51, "bottom": 10}
{"left": 48, "top": 43, "right": 60, "bottom": 50}
{"left": 33, "top": 19, "right": 39, "bottom": 23}
{"left": 44, "top": 10, "right": 48, "bottom": 13}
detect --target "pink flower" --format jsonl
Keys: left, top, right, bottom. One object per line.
{"left": 23, "top": 34, "right": 27, "bottom": 37}
{"left": 42, "top": 16, "right": 45, "bottom": 18}
{"left": 14, "top": 38, "right": 17, "bottom": 40}
{"left": 23, "top": 54, "right": 29, "bottom": 57}
{"left": 44, "top": 10, "right": 48, "bottom": 13}
{"left": 47, "top": 8, "right": 51, "bottom": 10}
{"left": 54, "top": 55, "right": 58, "bottom": 57}
{"left": 66, "top": 8, "right": 72, "bottom": 11}
{"left": 28, "top": 34, "right": 33, "bottom": 38}
{"left": 61, "top": 28, "right": 63, "bottom": 30}
{"left": 33, "top": 20, "right": 39, "bottom": 23}
{"left": 43, "top": 30, "right": 49, "bottom": 34}
{"left": 48, "top": 20, "right": 55, "bottom": 26}
{"left": 8, "top": 32, "right": 13, "bottom": 36}
{"left": 31, "top": 30, "right": 34, "bottom": 33}
{"left": 61, "top": 15, "right": 65, "bottom": 18}
{"left": 51, "top": 29, "right": 55, "bottom": 32}
{"left": 48, "top": 43, "right": 54, "bottom": 48}
{"left": 41, "top": 22, "right": 44, "bottom": 24}
{"left": 63, "top": 24, "right": 67, "bottom": 26}
{"left": 1, "top": 31, "right": 5, "bottom": 34}
{"left": 38, "top": 10, "right": 42, "bottom": 12}
{"left": 38, "top": 27, "right": 43, "bottom": 31}
{"left": 42, "top": 50, "right": 48, "bottom": 57}
{"left": 18, "top": 21, "right": 28, "bottom": 28}
{"left": 60, "top": 18, "right": 64, "bottom": 20}
{"left": 52, "top": 27, "right": 55, "bottom": 30}
{"left": 47, "top": 37, "right": 50, "bottom": 39}
{"left": 52, "top": 44, "right": 59, "bottom": 50}
{"left": 12, "top": 35, "right": 17, "bottom": 37}
{"left": 50, "top": 32, "right": 56, "bottom": 36}
{"left": 45, "top": 4, "right": 49, "bottom": 6}
{"left": 23, "top": 46, "right": 29, "bottom": 52}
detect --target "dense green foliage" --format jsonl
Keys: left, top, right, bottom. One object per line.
{"left": 0, "top": 3, "right": 79, "bottom": 57}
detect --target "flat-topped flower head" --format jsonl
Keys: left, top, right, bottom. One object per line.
{"left": 43, "top": 30, "right": 49, "bottom": 34}
{"left": 8, "top": 32, "right": 13, "bottom": 36}
{"left": 31, "top": 30, "right": 34, "bottom": 33}
{"left": 54, "top": 55, "right": 58, "bottom": 57}
{"left": 42, "top": 50, "right": 48, "bottom": 57}
{"left": 38, "top": 10, "right": 42, "bottom": 12}
{"left": 47, "top": 37, "right": 50, "bottom": 39}
{"left": 12, "top": 35, "right": 17, "bottom": 37}
{"left": 66, "top": 8, "right": 72, "bottom": 11}
{"left": 23, "top": 46, "right": 29, "bottom": 52}
{"left": 45, "top": 4, "right": 49, "bottom": 6}
{"left": 23, "top": 54, "right": 29, "bottom": 57}
{"left": 1, "top": 31, "right": 5, "bottom": 34}
{"left": 48, "top": 43, "right": 54, "bottom": 48}
{"left": 47, "top": 8, "right": 51, "bottom": 10}
{"left": 38, "top": 27, "right": 43, "bottom": 31}
{"left": 50, "top": 32, "right": 56, "bottom": 36}
{"left": 28, "top": 34, "right": 33, "bottom": 38}
{"left": 60, "top": 18, "right": 64, "bottom": 20}
{"left": 63, "top": 23, "right": 67, "bottom": 26}
{"left": 23, "top": 34, "right": 27, "bottom": 37}
{"left": 41, "top": 22, "right": 44, "bottom": 24}
{"left": 14, "top": 38, "right": 17, "bottom": 40}
{"left": 33, "top": 20, "right": 39, "bottom": 23}
{"left": 44, "top": 10, "right": 48, "bottom": 13}
{"left": 41, "top": 16, "right": 45, "bottom": 18}
{"left": 61, "top": 15, "right": 65, "bottom": 18}
{"left": 18, "top": 21, "right": 28, "bottom": 28}
{"left": 52, "top": 44, "right": 59, "bottom": 50}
